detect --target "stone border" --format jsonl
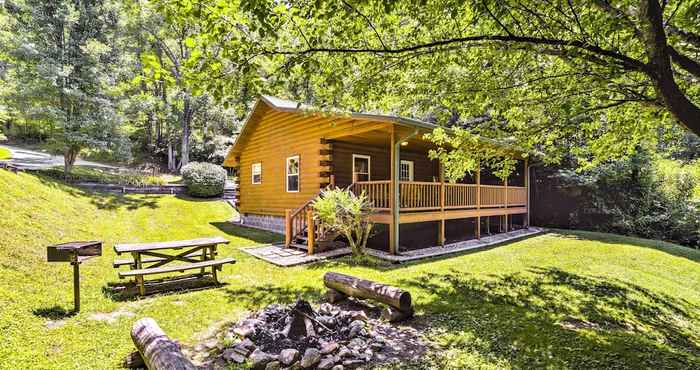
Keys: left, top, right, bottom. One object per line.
{"left": 367, "top": 227, "right": 545, "bottom": 263}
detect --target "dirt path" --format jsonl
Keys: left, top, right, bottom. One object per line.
{"left": 0, "top": 144, "right": 119, "bottom": 170}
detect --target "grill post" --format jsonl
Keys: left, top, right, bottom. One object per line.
{"left": 72, "top": 258, "right": 80, "bottom": 312}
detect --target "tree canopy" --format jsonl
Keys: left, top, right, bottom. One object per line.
{"left": 156, "top": 0, "right": 699, "bottom": 175}
{"left": 2, "top": 0, "right": 127, "bottom": 172}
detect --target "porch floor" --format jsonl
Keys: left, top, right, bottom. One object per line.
{"left": 367, "top": 227, "right": 544, "bottom": 263}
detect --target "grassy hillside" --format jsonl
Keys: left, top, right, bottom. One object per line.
{"left": 0, "top": 146, "right": 11, "bottom": 159}
{"left": 1, "top": 170, "right": 699, "bottom": 369}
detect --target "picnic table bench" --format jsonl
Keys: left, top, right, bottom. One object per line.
{"left": 114, "top": 236, "right": 234, "bottom": 296}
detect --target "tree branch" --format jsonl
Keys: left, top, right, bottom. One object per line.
{"left": 667, "top": 24, "right": 700, "bottom": 49}
{"left": 667, "top": 46, "right": 700, "bottom": 78}
{"left": 263, "top": 34, "right": 648, "bottom": 72}
{"left": 341, "top": 1, "right": 387, "bottom": 50}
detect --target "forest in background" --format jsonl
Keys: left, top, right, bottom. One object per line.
{"left": 0, "top": 0, "right": 247, "bottom": 172}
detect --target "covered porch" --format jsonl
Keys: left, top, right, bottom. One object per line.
{"left": 328, "top": 121, "right": 530, "bottom": 255}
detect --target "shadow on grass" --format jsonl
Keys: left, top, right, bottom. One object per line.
{"left": 32, "top": 305, "right": 77, "bottom": 320}
{"left": 223, "top": 283, "right": 324, "bottom": 310}
{"left": 400, "top": 267, "right": 700, "bottom": 368}
{"left": 33, "top": 173, "right": 160, "bottom": 211}
{"left": 209, "top": 222, "right": 283, "bottom": 245}
{"left": 103, "top": 274, "right": 226, "bottom": 302}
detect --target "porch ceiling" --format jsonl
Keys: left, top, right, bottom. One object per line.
{"left": 330, "top": 127, "right": 438, "bottom": 152}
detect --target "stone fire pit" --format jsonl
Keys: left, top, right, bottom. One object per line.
{"left": 191, "top": 299, "right": 428, "bottom": 369}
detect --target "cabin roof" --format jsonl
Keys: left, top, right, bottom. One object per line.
{"left": 223, "top": 95, "right": 524, "bottom": 167}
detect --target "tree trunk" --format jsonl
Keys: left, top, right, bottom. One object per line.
{"left": 63, "top": 147, "right": 79, "bottom": 175}
{"left": 131, "top": 318, "right": 196, "bottom": 370}
{"left": 640, "top": 0, "right": 700, "bottom": 136}
{"left": 179, "top": 93, "right": 192, "bottom": 170}
{"left": 323, "top": 272, "right": 412, "bottom": 312}
{"left": 167, "top": 142, "right": 176, "bottom": 172}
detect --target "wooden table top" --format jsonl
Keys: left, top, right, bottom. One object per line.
{"left": 114, "top": 236, "right": 230, "bottom": 254}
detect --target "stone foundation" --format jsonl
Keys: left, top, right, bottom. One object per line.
{"left": 239, "top": 213, "right": 285, "bottom": 235}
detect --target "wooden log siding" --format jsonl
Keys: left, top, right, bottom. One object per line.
{"left": 234, "top": 106, "right": 404, "bottom": 216}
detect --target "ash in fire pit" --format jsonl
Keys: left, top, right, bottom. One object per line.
{"left": 200, "top": 299, "right": 428, "bottom": 369}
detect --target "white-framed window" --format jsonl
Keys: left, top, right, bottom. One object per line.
{"left": 286, "top": 155, "right": 300, "bottom": 192}
{"left": 352, "top": 154, "right": 371, "bottom": 182}
{"left": 400, "top": 160, "right": 414, "bottom": 181}
{"left": 251, "top": 162, "right": 262, "bottom": 184}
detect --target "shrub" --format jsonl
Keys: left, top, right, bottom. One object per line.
{"left": 312, "top": 187, "right": 374, "bottom": 257}
{"left": 181, "top": 162, "right": 227, "bottom": 197}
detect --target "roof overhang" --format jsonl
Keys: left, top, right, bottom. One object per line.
{"left": 222, "top": 95, "right": 527, "bottom": 167}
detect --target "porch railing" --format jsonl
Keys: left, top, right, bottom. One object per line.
{"left": 351, "top": 181, "right": 527, "bottom": 211}
{"left": 445, "top": 183, "right": 477, "bottom": 209}
{"left": 350, "top": 180, "right": 390, "bottom": 210}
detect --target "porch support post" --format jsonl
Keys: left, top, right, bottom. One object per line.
{"left": 389, "top": 128, "right": 419, "bottom": 255}
{"left": 438, "top": 161, "right": 445, "bottom": 246}
{"left": 476, "top": 168, "right": 481, "bottom": 240}
{"left": 525, "top": 158, "right": 530, "bottom": 228}
{"left": 504, "top": 172, "right": 509, "bottom": 232}
{"left": 389, "top": 129, "right": 398, "bottom": 255}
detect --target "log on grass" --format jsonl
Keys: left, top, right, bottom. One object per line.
{"left": 131, "top": 317, "right": 196, "bottom": 370}
{"left": 122, "top": 350, "right": 145, "bottom": 369}
{"left": 323, "top": 272, "right": 412, "bottom": 312}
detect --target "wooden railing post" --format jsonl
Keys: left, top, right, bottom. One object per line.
{"left": 285, "top": 209, "right": 292, "bottom": 247}
{"left": 306, "top": 209, "right": 315, "bottom": 255}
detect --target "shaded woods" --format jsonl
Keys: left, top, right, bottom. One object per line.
{"left": 532, "top": 150, "right": 700, "bottom": 248}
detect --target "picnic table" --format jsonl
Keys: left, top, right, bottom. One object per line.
{"left": 114, "top": 236, "right": 234, "bottom": 296}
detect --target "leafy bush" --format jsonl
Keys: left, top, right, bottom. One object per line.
{"left": 181, "top": 162, "right": 227, "bottom": 197}
{"left": 312, "top": 187, "right": 374, "bottom": 257}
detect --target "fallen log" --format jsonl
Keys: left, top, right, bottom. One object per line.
{"left": 323, "top": 272, "right": 412, "bottom": 313}
{"left": 131, "top": 317, "right": 196, "bottom": 370}
{"left": 123, "top": 341, "right": 182, "bottom": 369}
{"left": 122, "top": 350, "right": 145, "bottom": 369}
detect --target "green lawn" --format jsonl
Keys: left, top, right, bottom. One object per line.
{"left": 0, "top": 147, "right": 11, "bottom": 160}
{"left": 1, "top": 170, "right": 699, "bottom": 369}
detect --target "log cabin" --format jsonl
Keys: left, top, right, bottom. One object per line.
{"left": 223, "top": 96, "right": 530, "bottom": 255}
